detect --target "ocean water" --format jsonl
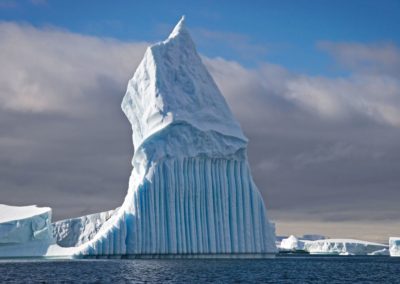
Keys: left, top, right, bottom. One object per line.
{"left": 0, "top": 255, "right": 399, "bottom": 283}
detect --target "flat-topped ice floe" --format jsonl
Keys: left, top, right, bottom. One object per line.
{"left": 304, "top": 239, "right": 389, "bottom": 256}
{"left": 389, "top": 237, "right": 400, "bottom": 257}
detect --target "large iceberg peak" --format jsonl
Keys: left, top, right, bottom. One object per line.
{"left": 122, "top": 17, "right": 247, "bottom": 156}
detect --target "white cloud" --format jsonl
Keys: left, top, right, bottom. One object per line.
{"left": 0, "top": 22, "right": 148, "bottom": 115}
{"left": 205, "top": 44, "right": 400, "bottom": 127}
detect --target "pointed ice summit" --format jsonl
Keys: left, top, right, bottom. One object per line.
{"left": 0, "top": 17, "right": 276, "bottom": 258}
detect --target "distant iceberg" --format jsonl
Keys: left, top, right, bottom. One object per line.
{"left": 304, "top": 239, "right": 388, "bottom": 256}
{"left": 278, "top": 234, "right": 326, "bottom": 252}
{"left": 389, "top": 237, "right": 400, "bottom": 257}
{"left": 0, "top": 17, "right": 276, "bottom": 258}
{"left": 279, "top": 235, "right": 308, "bottom": 252}
{"left": 277, "top": 235, "right": 389, "bottom": 256}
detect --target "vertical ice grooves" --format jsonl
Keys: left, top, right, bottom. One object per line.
{"left": 120, "top": 157, "right": 273, "bottom": 254}
{"left": 79, "top": 156, "right": 274, "bottom": 256}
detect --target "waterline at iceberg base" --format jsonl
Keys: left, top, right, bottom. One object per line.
{"left": 0, "top": 17, "right": 276, "bottom": 259}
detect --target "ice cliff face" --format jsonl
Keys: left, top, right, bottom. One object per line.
{"left": 0, "top": 205, "right": 76, "bottom": 258}
{"left": 53, "top": 209, "right": 117, "bottom": 247}
{"left": 73, "top": 17, "right": 276, "bottom": 257}
{"left": 0, "top": 205, "right": 53, "bottom": 245}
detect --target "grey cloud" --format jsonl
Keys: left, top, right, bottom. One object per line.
{"left": 0, "top": 22, "right": 399, "bottom": 242}
{"left": 0, "top": 22, "right": 148, "bottom": 220}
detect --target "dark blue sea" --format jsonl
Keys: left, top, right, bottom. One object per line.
{"left": 0, "top": 255, "right": 399, "bottom": 283}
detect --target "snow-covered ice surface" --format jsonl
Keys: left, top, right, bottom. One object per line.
{"left": 389, "top": 237, "right": 400, "bottom": 257}
{"left": 53, "top": 209, "right": 117, "bottom": 247}
{"left": 0, "top": 17, "right": 276, "bottom": 258}
{"left": 304, "top": 239, "right": 388, "bottom": 256}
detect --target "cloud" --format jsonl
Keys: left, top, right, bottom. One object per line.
{"left": 0, "top": 22, "right": 148, "bottom": 219}
{"left": 0, "top": 22, "right": 399, "bottom": 241}
{"left": 0, "top": 22, "right": 148, "bottom": 114}
{"left": 318, "top": 41, "right": 400, "bottom": 75}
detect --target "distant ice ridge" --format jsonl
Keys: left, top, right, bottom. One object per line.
{"left": 389, "top": 237, "right": 400, "bottom": 257}
{"left": 49, "top": 17, "right": 276, "bottom": 257}
{"left": 304, "top": 239, "right": 388, "bottom": 256}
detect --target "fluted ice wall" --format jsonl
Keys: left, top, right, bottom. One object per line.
{"left": 76, "top": 156, "right": 275, "bottom": 256}
{"left": 125, "top": 157, "right": 273, "bottom": 254}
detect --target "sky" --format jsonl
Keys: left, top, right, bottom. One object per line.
{"left": 0, "top": 0, "right": 399, "bottom": 242}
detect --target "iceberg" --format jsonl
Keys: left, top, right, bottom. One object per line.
{"left": 1, "top": 17, "right": 276, "bottom": 258}
{"left": 389, "top": 237, "right": 400, "bottom": 257}
{"left": 279, "top": 235, "right": 308, "bottom": 252}
{"left": 304, "top": 239, "right": 388, "bottom": 256}
{"left": 0, "top": 204, "right": 53, "bottom": 245}
{"left": 0, "top": 205, "right": 74, "bottom": 258}
{"left": 277, "top": 234, "right": 326, "bottom": 252}
{"left": 72, "top": 16, "right": 276, "bottom": 257}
